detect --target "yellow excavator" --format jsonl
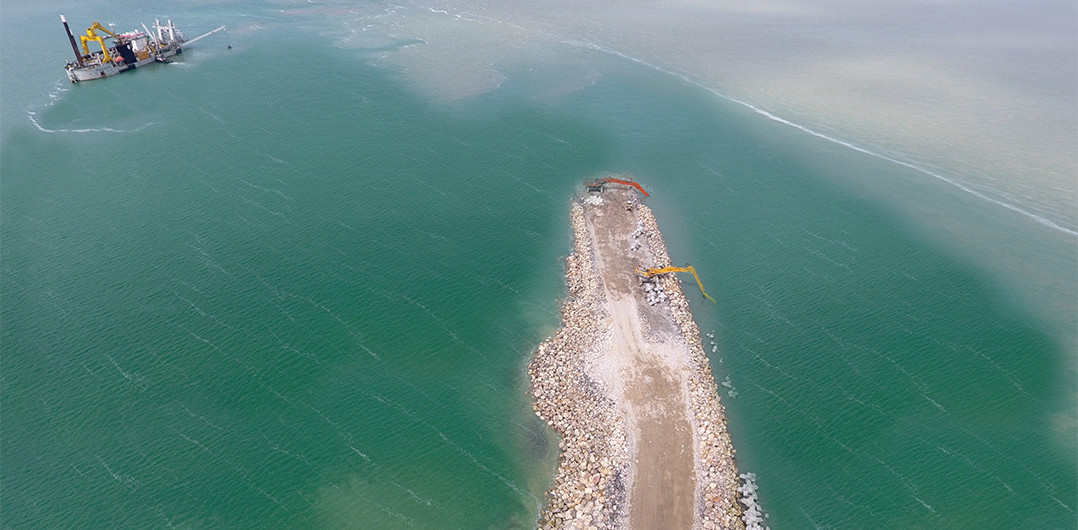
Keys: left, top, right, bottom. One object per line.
{"left": 80, "top": 22, "right": 119, "bottom": 63}
{"left": 636, "top": 265, "right": 717, "bottom": 303}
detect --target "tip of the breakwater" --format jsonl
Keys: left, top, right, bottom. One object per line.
{"left": 528, "top": 183, "right": 746, "bottom": 529}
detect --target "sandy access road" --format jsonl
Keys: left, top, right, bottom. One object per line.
{"left": 529, "top": 185, "right": 743, "bottom": 529}
{"left": 588, "top": 192, "right": 695, "bottom": 528}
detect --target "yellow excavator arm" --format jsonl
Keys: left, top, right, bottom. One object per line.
{"left": 79, "top": 22, "right": 118, "bottom": 62}
{"left": 636, "top": 265, "right": 717, "bottom": 303}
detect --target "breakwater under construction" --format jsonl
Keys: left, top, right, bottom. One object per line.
{"left": 528, "top": 184, "right": 747, "bottom": 529}
{"left": 7, "top": 14, "right": 1069, "bottom": 526}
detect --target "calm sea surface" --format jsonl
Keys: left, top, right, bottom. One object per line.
{"left": 2, "top": 2, "right": 1074, "bottom": 528}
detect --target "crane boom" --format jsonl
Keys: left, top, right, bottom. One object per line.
{"left": 80, "top": 22, "right": 117, "bottom": 62}
{"left": 636, "top": 265, "right": 717, "bottom": 303}
{"left": 89, "top": 22, "right": 117, "bottom": 38}
{"left": 142, "top": 23, "right": 158, "bottom": 47}
{"left": 605, "top": 178, "right": 649, "bottom": 197}
{"left": 60, "top": 15, "right": 85, "bottom": 67}
{"left": 584, "top": 176, "right": 649, "bottom": 196}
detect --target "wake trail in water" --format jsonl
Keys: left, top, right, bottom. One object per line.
{"left": 23, "top": 80, "right": 159, "bottom": 133}
{"left": 27, "top": 110, "right": 157, "bottom": 134}
{"left": 575, "top": 42, "right": 1077, "bottom": 238}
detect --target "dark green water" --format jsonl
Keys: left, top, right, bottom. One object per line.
{"left": 3, "top": 5, "right": 1074, "bottom": 528}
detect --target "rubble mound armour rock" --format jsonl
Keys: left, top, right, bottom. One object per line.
{"left": 528, "top": 195, "right": 745, "bottom": 529}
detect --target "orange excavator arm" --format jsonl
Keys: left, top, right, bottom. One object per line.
{"left": 604, "top": 178, "right": 649, "bottom": 197}
{"left": 584, "top": 176, "right": 649, "bottom": 197}
{"left": 636, "top": 265, "right": 716, "bottom": 303}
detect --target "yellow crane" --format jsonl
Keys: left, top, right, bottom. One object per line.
{"left": 80, "top": 22, "right": 119, "bottom": 63}
{"left": 636, "top": 265, "right": 717, "bottom": 303}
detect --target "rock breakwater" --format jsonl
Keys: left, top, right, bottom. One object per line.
{"left": 529, "top": 189, "right": 745, "bottom": 529}
{"left": 529, "top": 202, "right": 632, "bottom": 529}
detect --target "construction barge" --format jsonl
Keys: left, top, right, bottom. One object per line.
{"left": 61, "top": 15, "right": 225, "bottom": 82}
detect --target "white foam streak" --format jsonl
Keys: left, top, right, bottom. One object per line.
{"left": 576, "top": 42, "right": 1077, "bottom": 238}
{"left": 27, "top": 110, "right": 157, "bottom": 134}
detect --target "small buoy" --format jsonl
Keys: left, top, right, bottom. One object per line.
{"left": 227, "top": 45, "right": 232, "bottom": 49}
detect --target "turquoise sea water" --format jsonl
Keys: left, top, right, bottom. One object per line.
{"left": 3, "top": 2, "right": 1075, "bottom": 528}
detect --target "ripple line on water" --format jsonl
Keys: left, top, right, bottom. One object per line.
{"left": 574, "top": 42, "right": 1078, "bottom": 237}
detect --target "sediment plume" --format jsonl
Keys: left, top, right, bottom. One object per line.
{"left": 528, "top": 186, "right": 744, "bottom": 529}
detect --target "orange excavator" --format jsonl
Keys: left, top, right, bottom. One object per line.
{"left": 636, "top": 265, "right": 717, "bottom": 303}
{"left": 584, "top": 177, "right": 649, "bottom": 197}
